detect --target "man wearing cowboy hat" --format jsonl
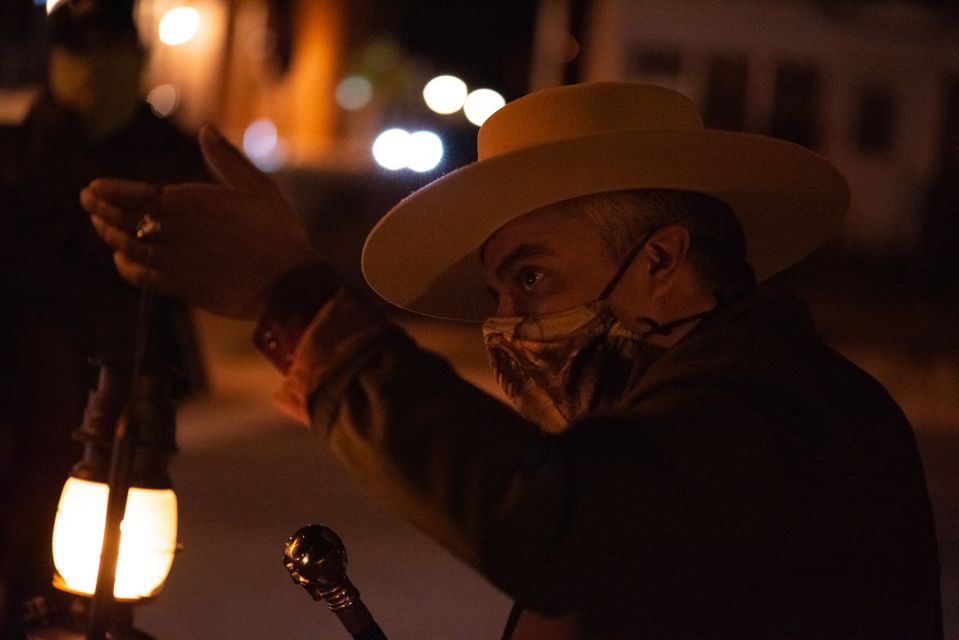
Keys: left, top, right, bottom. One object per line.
{"left": 81, "top": 83, "right": 942, "bottom": 638}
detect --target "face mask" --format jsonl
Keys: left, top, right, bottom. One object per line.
{"left": 482, "top": 228, "right": 713, "bottom": 432}
{"left": 483, "top": 301, "right": 665, "bottom": 432}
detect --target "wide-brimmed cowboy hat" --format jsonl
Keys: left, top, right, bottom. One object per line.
{"left": 361, "top": 82, "right": 849, "bottom": 321}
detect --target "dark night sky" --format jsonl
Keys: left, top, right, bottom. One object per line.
{"left": 343, "top": 0, "right": 539, "bottom": 101}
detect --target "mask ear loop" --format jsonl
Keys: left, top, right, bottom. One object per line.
{"left": 595, "top": 225, "right": 724, "bottom": 339}
{"left": 596, "top": 226, "right": 660, "bottom": 301}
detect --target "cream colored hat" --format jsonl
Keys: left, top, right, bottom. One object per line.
{"left": 362, "top": 82, "right": 849, "bottom": 321}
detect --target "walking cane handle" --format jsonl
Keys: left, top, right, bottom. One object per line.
{"left": 284, "top": 524, "right": 387, "bottom": 640}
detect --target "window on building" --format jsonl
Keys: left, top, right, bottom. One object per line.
{"left": 770, "top": 63, "right": 821, "bottom": 149}
{"left": 855, "top": 86, "right": 897, "bottom": 155}
{"left": 703, "top": 56, "right": 749, "bottom": 131}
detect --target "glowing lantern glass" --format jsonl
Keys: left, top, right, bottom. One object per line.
{"left": 52, "top": 477, "right": 177, "bottom": 601}
{"left": 45, "top": 359, "right": 180, "bottom": 626}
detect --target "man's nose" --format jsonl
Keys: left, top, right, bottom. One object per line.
{"left": 494, "top": 293, "right": 520, "bottom": 318}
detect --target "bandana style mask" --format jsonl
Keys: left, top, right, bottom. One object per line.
{"left": 482, "top": 228, "right": 712, "bottom": 432}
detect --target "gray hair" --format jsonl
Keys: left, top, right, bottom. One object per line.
{"left": 569, "top": 189, "right": 757, "bottom": 299}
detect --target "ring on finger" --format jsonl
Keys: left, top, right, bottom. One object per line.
{"left": 135, "top": 212, "right": 162, "bottom": 242}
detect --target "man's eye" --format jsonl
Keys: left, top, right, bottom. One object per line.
{"left": 517, "top": 268, "right": 543, "bottom": 292}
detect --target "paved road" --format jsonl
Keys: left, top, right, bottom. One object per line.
{"left": 136, "top": 316, "right": 513, "bottom": 640}
{"left": 135, "top": 306, "right": 958, "bottom": 639}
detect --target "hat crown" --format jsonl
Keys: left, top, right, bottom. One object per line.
{"left": 478, "top": 82, "right": 704, "bottom": 160}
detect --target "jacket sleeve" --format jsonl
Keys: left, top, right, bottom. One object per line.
{"left": 270, "top": 287, "right": 593, "bottom": 605}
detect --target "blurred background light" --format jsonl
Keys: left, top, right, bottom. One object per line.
{"left": 371, "top": 129, "right": 444, "bottom": 172}
{"left": 463, "top": 88, "right": 505, "bottom": 126}
{"left": 146, "top": 84, "right": 180, "bottom": 118}
{"left": 372, "top": 128, "right": 411, "bottom": 171}
{"left": 243, "top": 119, "right": 278, "bottom": 157}
{"left": 243, "top": 119, "right": 286, "bottom": 171}
{"left": 407, "top": 130, "right": 444, "bottom": 172}
{"left": 335, "top": 75, "right": 373, "bottom": 111}
{"left": 422, "top": 75, "right": 468, "bottom": 115}
{"left": 45, "top": 0, "right": 66, "bottom": 13}
{"left": 158, "top": 7, "right": 201, "bottom": 46}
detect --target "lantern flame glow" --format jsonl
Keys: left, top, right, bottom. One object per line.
{"left": 52, "top": 477, "right": 178, "bottom": 601}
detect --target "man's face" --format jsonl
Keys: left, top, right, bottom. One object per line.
{"left": 482, "top": 202, "right": 619, "bottom": 319}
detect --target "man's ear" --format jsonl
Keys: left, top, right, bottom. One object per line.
{"left": 645, "top": 225, "right": 691, "bottom": 281}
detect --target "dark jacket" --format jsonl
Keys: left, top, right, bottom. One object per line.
{"left": 285, "top": 284, "right": 942, "bottom": 638}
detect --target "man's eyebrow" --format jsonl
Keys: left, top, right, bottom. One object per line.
{"left": 493, "top": 244, "right": 553, "bottom": 280}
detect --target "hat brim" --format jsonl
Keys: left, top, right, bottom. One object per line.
{"left": 362, "top": 128, "right": 849, "bottom": 322}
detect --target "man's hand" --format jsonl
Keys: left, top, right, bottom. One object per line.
{"left": 80, "top": 124, "right": 321, "bottom": 319}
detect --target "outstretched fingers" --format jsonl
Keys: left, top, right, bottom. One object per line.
{"left": 82, "top": 179, "right": 161, "bottom": 211}
{"left": 83, "top": 196, "right": 137, "bottom": 235}
{"left": 89, "top": 215, "right": 157, "bottom": 265}
{"left": 199, "top": 124, "right": 280, "bottom": 195}
{"left": 80, "top": 181, "right": 169, "bottom": 239}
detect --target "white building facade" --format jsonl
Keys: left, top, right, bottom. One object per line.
{"left": 581, "top": 0, "right": 959, "bottom": 256}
